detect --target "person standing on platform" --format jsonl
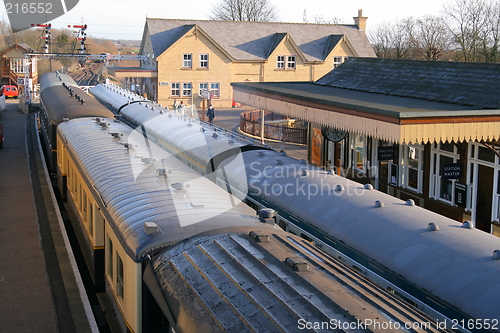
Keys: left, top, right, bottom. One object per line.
{"left": 206, "top": 104, "right": 215, "bottom": 124}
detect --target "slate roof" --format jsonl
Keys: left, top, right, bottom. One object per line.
{"left": 316, "top": 57, "right": 500, "bottom": 109}
{"left": 145, "top": 18, "right": 376, "bottom": 62}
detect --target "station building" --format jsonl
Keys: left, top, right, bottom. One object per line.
{"left": 117, "top": 11, "right": 375, "bottom": 107}
{"left": 232, "top": 57, "right": 500, "bottom": 236}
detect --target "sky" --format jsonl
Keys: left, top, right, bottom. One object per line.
{"left": 0, "top": 0, "right": 452, "bottom": 40}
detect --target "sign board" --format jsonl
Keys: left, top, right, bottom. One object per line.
{"left": 454, "top": 182, "right": 467, "bottom": 208}
{"left": 442, "top": 163, "right": 462, "bottom": 179}
{"left": 378, "top": 146, "right": 395, "bottom": 161}
{"left": 200, "top": 89, "right": 211, "bottom": 99}
{"left": 159, "top": 82, "right": 169, "bottom": 86}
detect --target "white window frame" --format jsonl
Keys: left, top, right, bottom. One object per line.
{"left": 210, "top": 82, "right": 220, "bottom": 97}
{"left": 349, "top": 134, "right": 367, "bottom": 173}
{"left": 276, "top": 55, "right": 285, "bottom": 68}
{"left": 199, "top": 54, "right": 208, "bottom": 68}
{"left": 182, "top": 82, "right": 192, "bottom": 96}
{"left": 10, "top": 58, "right": 23, "bottom": 73}
{"left": 333, "top": 56, "right": 343, "bottom": 68}
{"left": 287, "top": 55, "right": 296, "bottom": 69}
{"left": 401, "top": 144, "right": 424, "bottom": 193}
{"left": 199, "top": 82, "right": 208, "bottom": 95}
{"left": 171, "top": 82, "right": 180, "bottom": 96}
{"left": 183, "top": 54, "right": 192, "bottom": 68}
{"left": 430, "top": 142, "right": 460, "bottom": 205}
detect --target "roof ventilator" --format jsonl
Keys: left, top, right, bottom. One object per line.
{"left": 300, "top": 159, "right": 307, "bottom": 164}
{"left": 156, "top": 168, "right": 171, "bottom": 177}
{"left": 171, "top": 182, "right": 190, "bottom": 191}
{"left": 285, "top": 257, "right": 310, "bottom": 272}
{"left": 257, "top": 208, "right": 276, "bottom": 224}
{"left": 335, "top": 184, "right": 345, "bottom": 192}
{"left": 141, "top": 157, "right": 157, "bottom": 164}
{"left": 189, "top": 202, "right": 204, "bottom": 208}
{"left": 62, "top": 117, "right": 69, "bottom": 122}
{"left": 427, "top": 222, "right": 440, "bottom": 231}
{"left": 110, "top": 132, "right": 123, "bottom": 139}
{"left": 301, "top": 170, "right": 309, "bottom": 176}
{"left": 461, "top": 221, "right": 474, "bottom": 229}
{"left": 364, "top": 184, "right": 373, "bottom": 190}
{"left": 280, "top": 150, "right": 287, "bottom": 156}
{"left": 258, "top": 151, "right": 265, "bottom": 157}
{"left": 212, "top": 133, "right": 218, "bottom": 138}
{"left": 374, "top": 200, "right": 385, "bottom": 208}
{"left": 249, "top": 231, "right": 270, "bottom": 243}
{"left": 492, "top": 249, "right": 500, "bottom": 260}
{"left": 94, "top": 117, "right": 102, "bottom": 123}
{"left": 144, "top": 222, "right": 159, "bottom": 235}
{"left": 406, "top": 199, "right": 415, "bottom": 206}
{"left": 327, "top": 169, "right": 334, "bottom": 175}
{"left": 123, "top": 143, "right": 136, "bottom": 150}
{"left": 100, "top": 122, "right": 110, "bottom": 129}
{"left": 228, "top": 139, "right": 235, "bottom": 144}
{"left": 276, "top": 159, "right": 284, "bottom": 165}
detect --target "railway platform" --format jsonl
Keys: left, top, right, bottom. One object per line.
{"left": 210, "top": 105, "right": 308, "bottom": 161}
{"left": 0, "top": 99, "right": 97, "bottom": 333}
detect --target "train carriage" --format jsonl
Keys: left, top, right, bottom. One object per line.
{"left": 90, "top": 82, "right": 500, "bottom": 332}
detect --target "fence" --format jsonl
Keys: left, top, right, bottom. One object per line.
{"left": 240, "top": 110, "right": 308, "bottom": 144}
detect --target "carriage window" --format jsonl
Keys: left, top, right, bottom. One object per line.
{"left": 116, "top": 254, "right": 124, "bottom": 299}
{"left": 106, "top": 235, "right": 113, "bottom": 278}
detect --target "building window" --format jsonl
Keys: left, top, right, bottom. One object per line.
{"left": 431, "top": 142, "right": 460, "bottom": 204}
{"left": 333, "top": 56, "right": 344, "bottom": 68}
{"left": 199, "top": 82, "right": 208, "bottom": 95}
{"left": 171, "top": 82, "right": 180, "bottom": 96}
{"left": 287, "top": 55, "right": 296, "bottom": 69}
{"left": 276, "top": 55, "right": 285, "bottom": 68}
{"left": 350, "top": 134, "right": 366, "bottom": 172}
{"left": 116, "top": 254, "right": 124, "bottom": 299}
{"left": 183, "top": 54, "right": 192, "bottom": 68}
{"left": 210, "top": 82, "right": 220, "bottom": 97}
{"left": 182, "top": 82, "right": 192, "bottom": 96}
{"left": 401, "top": 144, "right": 424, "bottom": 192}
{"left": 10, "top": 58, "right": 23, "bottom": 73}
{"left": 199, "top": 54, "right": 208, "bottom": 68}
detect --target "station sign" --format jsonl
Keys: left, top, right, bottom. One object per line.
{"left": 454, "top": 182, "right": 467, "bottom": 208}
{"left": 378, "top": 146, "right": 395, "bottom": 161}
{"left": 442, "top": 163, "right": 462, "bottom": 179}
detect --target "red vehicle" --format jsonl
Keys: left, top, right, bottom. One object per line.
{"left": 0, "top": 85, "right": 18, "bottom": 98}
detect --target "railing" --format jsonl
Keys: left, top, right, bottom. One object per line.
{"left": 240, "top": 110, "right": 308, "bottom": 145}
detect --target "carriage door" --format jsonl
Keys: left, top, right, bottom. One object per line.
{"left": 475, "top": 165, "right": 494, "bottom": 233}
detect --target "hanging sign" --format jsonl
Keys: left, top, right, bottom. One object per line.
{"left": 442, "top": 163, "right": 462, "bottom": 179}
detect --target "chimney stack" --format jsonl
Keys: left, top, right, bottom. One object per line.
{"left": 353, "top": 9, "right": 367, "bottom": 31}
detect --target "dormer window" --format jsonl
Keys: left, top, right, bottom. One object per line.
{"left": 276, "top": 55, "right": 285, "bottom": 68}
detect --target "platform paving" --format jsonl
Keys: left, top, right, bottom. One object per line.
{"left": 207, "top": 105, "right": 308, "bottom": 161}
{"left": 0, "top": 99, "right": 95, "bottom": 333}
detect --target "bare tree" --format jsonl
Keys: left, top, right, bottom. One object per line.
{"left": 369, "top": 19, "right": 414, "bottom": 59}
{"left": 411, "top": 15, "right": 451, "bottom": 60}
{"left": 443, "top": 0, "right": 494, "bottom": 62}
{"left": 210, "top": 0, "right": 279, "bottom": 22}
{"left": 313, "top": 15, "right": 343, "bottom": 24}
